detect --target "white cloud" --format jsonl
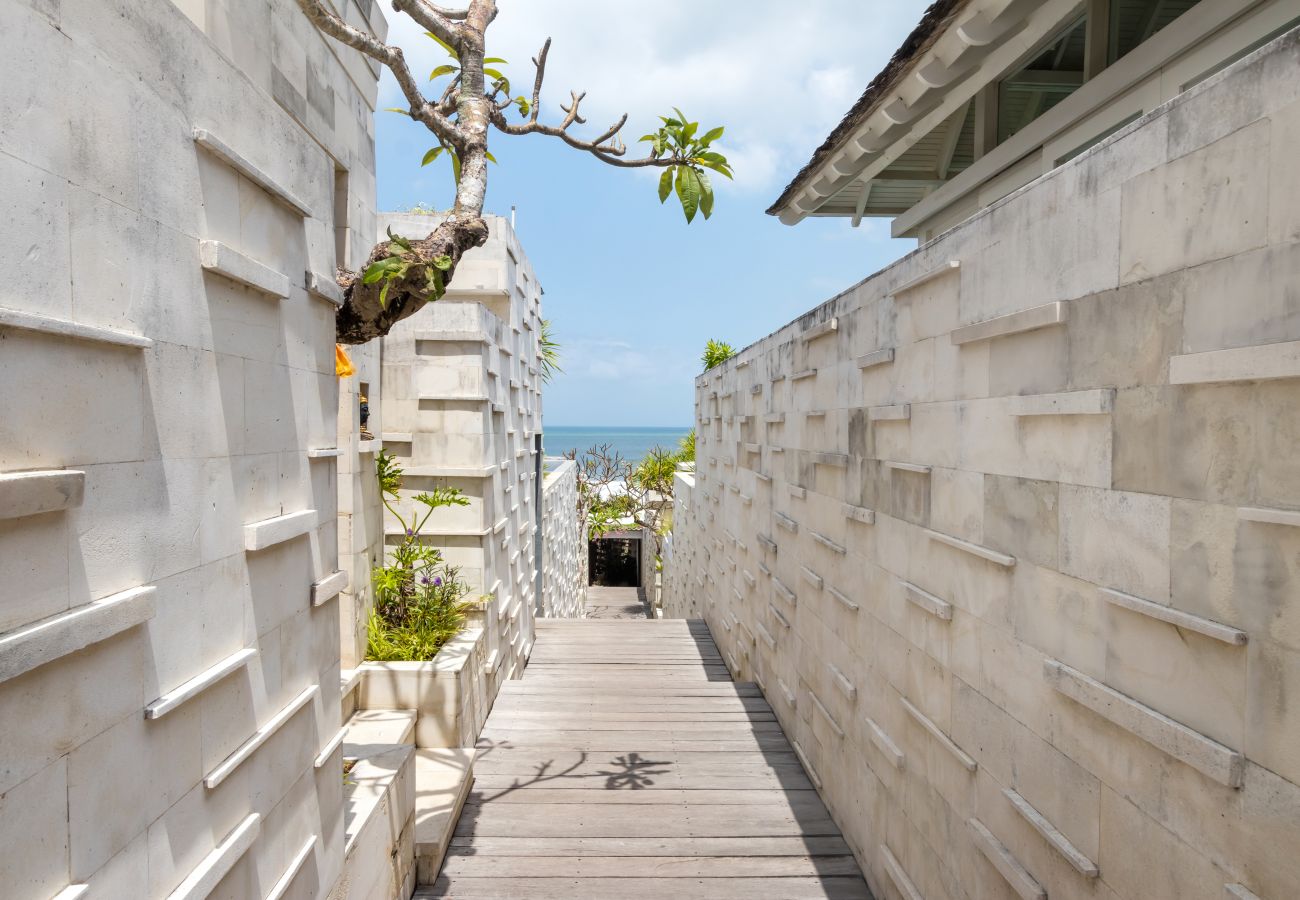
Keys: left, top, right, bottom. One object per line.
{"left": 379, "top": 0, "right": 932, "bottom": 196}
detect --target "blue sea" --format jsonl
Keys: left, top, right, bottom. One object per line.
{"left": 543, "top": 425, "right": 692, "bottom": 462}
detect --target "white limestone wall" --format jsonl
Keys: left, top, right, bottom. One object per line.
{"left": 0, "top": 0, "right": 382, "bottom": 896}
{"left": 666, "top": 28, "right": 1300, "bottom": 900}
{"left": 379, "top": 213, "right": 545, "bottom": 688}
{"left": 539, "top": 458, "right": 585, "bottom": 618}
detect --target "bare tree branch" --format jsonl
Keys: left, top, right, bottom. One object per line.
{"left": 294, "top": 0, "right": 462, "bottom": 147}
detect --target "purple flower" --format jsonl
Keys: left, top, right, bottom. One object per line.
{"left": 433, "top": 577, "right": 443, "bottom": 587}
{"left": 405, "top": 528, "right": 413, "bottom": 537}
{"left": 420, "top": 576, "right": 430, "bottom": 585}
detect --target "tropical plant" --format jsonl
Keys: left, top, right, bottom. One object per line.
{"left": 294, "top": 0, "right": 732, "bottom": 343}
{"left": 701, "top": 339, "right": 736, "bottom": 371}
{"left": 565, "top": 443, "right": 684, "bottom": 564}
{"left": 368, "top": 450, "right": 476, "bottom": 661}
{"left": 677, "top": 429, "right": 696, "bottom": 462}
{"left": 539, "top": 318, "right": 562, "bottom": 383}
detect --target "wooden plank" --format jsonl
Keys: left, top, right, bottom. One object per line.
{"left": 421, "top": 875, "right": 874, "bottom": 899}
{"left": 455, "top": 803, "right": 844, "bottom": 837}
{"left": 465, "top": 788, "right": 826, "bottom": 806}
{"left": 444, "top": 835, "right": 853, "bottom": 856}
{"left": 440, "top": 855, "right": 864, "bottom": 878}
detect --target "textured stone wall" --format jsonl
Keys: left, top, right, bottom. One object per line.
{"left": 0, "top": 0, "right": 383, "bottom": 896}
{"left": 665, "top": 29, "right": 1300, "bottom": 900}
{"left": 540, "top": 459, "right": 585, "bottom": 618}
{"left": 379, "top": 213, "right": 545, "bottom": 685}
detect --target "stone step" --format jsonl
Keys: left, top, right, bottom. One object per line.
{"left": 415, "top": 747, "right": 478, "bottom": 885}
{"left": 343, "top": 708, "right": 417, "bottom": 757}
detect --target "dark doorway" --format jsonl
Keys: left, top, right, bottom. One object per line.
{"left": 589, "top": 536, "right": 641, "bottom": 587}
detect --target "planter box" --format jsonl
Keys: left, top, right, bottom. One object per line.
{"left": 357, "top": 627, "right": 490, "bottom": 747}
{"left": 329, "top": 746, "right": 416, "bottom": 900}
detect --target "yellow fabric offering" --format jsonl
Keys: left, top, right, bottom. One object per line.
{"left": 335, "top": 344, "right": 355, "bottom": 377}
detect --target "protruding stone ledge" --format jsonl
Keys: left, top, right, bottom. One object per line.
{"left": 890, "top": 259, "right": 960, "bottom": 299}
{"left": 772, "top": 577, "right": 797, "bottom": 606}
{"left": 968, "top": 818, "right": 1047, "bottom": 900}
{"left": 903, "top": 581, "right": 953, "bottom": 620}
{"left": 306, "top": 448, "right": 343, "bottom": 459}
{"left": 801, "top": 317, "right": 839, "bottom": 343}
{"left": 265, "top": 834, "right": 317, "bottom": 900}
{"left": 769, "top": 604, "right": 791, "bottom": 629}
{"left": 880, "top": 844, "right": 922, "bottom": 900}
{"left": 755, "top": 472, "right": 773, "bottom": 483}
{"left": 204, "top": 684, "right": 319, "bottom": 788}
{"left": 405, "top": 464, "right": 496, "bottom": 478}
{"left": 244, "top": 509, "right": 317, "bottom": 551}
{"left": 791, "top": 369, "right": 818, "bottom": 382}
{"left": 1225, "top": 885, "right": 1265, "bottom": 900}
{"left": 744, "top": 442, "right": 762, "bottom": 455}
{"left": 790, "top": 739, "right": 821, "bottom": 788}
{"left": 807, "top": 690, "right": 845, "bottom": 738}
{"left": 1003, "top": 788, "right": 1098, "bottom": 878}
{"left": 0, "top": 585, "right": 156, "bottom": 685}
{"left": 775, "top": 512, "right": 799, "bottom": 534}
{"left": 739, "top": 492, "right": 753, "bottom": 505}
{"left": 788, "top": 485, "right": 807, "bottom": 499}
{"left": 749, "top": 383, "right": 762, "bottom": 394}
{"left": 763, "top": 413, "right": 786, "bottom": 424}
{"left": 1170, "top": 339, "right": 1300, "bottom": 384}
{"left": 1043, "top": 659, "right": 1245, "bottom": 788}
{"left": 870, "top": 404, "right": 911, "bottom": 422}
{"left": 800, "top": 566, "right": 824, "bottom": 590}
{"left": 755, "top": 622, "right": 776, "bottom": 649}
{"left": 843, "top": 503, "right": 876, "bottom": 525}
{"left": 383, "top": 433, "right": 414, "bottom": 444}
{"left": 0, "top": 469, "right": 85, "bottom": 519}
{"left": 415, "top": 328, "right": 492, "bottom": 344}
{"left": 0, "top": 306, "right": 153, "bottom": 349}
{"left": 757, "top": 562, "right": 772, "bottom": 577}
{"left": 951, "top": 301, "right": 1067, "bottom": 345}
{"left": 857, "top": 347, "right": 895, "bottom": 370}
{"left": 193, "top": 128, "right": 313, "bottom": 216}
{"left": 51, "top": 885, "right": 89, "bottom": 900}
{"left": 1101, "top": 587, "right": 1246, "bottom": 645}
{"left": 736, "top": 359, "right": 750, "bottom": 369}
{"left": 742, "top": 569, "right": 756, "bottom": 587}
{"left": 827, "top": 586, "right": 859, "bottom": 612}
{"left": 735, "top": 620, "right": 754, "bottom": 645}
{"left": 901, "top": 697, "right": 977, "bottom": 771}
{"left": 886, "top": 460, "right": 931, "bottom": 475}
{"left": 812, "top": 451, "right": 849, "bottom": 468}
{"left": 828, "top": 663, "right": 856, "bottom": 701}
{"left": 305, "top": 270, "right": 344, "bottom": 305}
{"left": 1009, "top": 389, "right": 1114, "bottom": 417}
{"left": 200, "top": 241, "right": 291, "bottom": 298}
{"left": 146, "top": 647, "right": 257, "bottom": 720}
{"left": 168, "top": 813, "right": 261, "bottom": 900}
{"left": 811, "top": 531, "right": 847, "bottom": 555}
{"left": 420, "top": 392, "right": 491, "bottom": 403}
{"left": 777, "top": 677, "right": 797, "bottom": 706}
{"left": 358, "top": 438, "right": 380, "bottom": 454}
{"left": 925, "top": 528, "right": 1016, "bottom": 567}
{"left": 1238, "top": 505, "right": 1300, "bottom": 528}
{"left": 311, "top": 571, "right": 349, "bottom": 607}
{"left": 313, "top": 727, "right": 347, "bottom": 768}
{"left": 866, "top": 717, "right": 905, "bottom": 770}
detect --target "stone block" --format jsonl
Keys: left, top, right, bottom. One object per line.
{"left": 1112, "top": 385, "right": 1256, "bottom": 503}
{"left": 1179, "top": 243, "right": 1300, "bottom": 354}
{"left": 1270, "top": 95, "right": 1300, "bottom": 244}
{"left": 1119, "top": 120, "right": 1269, "bottom": 284}
{"left": 0, "top": 757, "right": 68, "bottom": 898}
{"left": 1098, "top": 786, "right": 1226, "bottom": 900}
{"left": 983, "top": 475, "right": 1058, "bottom": 570}
{"left": 1059, "top": 485, "right": 1170, "bottom": 601}
{"left": 928, "top": 467, "right": 983, "bottom": 543}
{"left": 1244, "top": 638, "right": 1300, "bottom": 785}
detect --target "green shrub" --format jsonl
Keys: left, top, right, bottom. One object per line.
{"left": 367, "top": 451, "right": 476, "bottom": 661}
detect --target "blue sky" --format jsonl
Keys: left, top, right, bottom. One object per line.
{"left": 375, "top": 0, "right": 932, "bottom": 426}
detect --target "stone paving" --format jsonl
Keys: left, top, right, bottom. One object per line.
{"left": 582, "top": 585, "right": 652, "bottom": 619}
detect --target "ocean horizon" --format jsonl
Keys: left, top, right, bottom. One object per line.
{"left": 543, "top": 425, "right": 692, "bottom": 462}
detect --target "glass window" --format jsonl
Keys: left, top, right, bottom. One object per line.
{"left": 997, "top": 14, "right": 1088, "bottom": 144}
{"left": 1109, "top": 0, "right": 1204, "bottom": 63}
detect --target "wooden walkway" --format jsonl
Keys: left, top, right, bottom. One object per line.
{"left": 582, "top": 584, "right": 652, "bottom": 619}
{"left": 418, "top": 619, "right": 873, "bottom": 899}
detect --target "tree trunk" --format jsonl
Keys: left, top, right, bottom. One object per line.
{"left": 334, "top": 215, "right": 489, "bottom": 345}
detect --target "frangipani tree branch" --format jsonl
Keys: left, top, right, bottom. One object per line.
{"left": 294, "top": 0, "right": 461, "bottom": 147}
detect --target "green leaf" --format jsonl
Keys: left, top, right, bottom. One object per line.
{"left": 384, "top": 107, "right": 411, "bottom": 116}
{"left": 379, "top": 279, "right": 391, "bottom": 309}
{"left": 697, "top": 168, "right": 714, "bottom": 220}
{"left": 432, "top": 255, "right": 453, "bottom": 270}
{"left": 695, "top": 154, "right": 734, "bottom": 179}
{"left": 637, "top": 133, "right": 658, "bottom": 143}
{"left": 484, "top": 150, "right": 497, "bottom": 164}
{"left": 450, "top": 151, "right": 461, "bottom": 184}
{"left": 515, "top": 97, "right": 530, "bottom": 116}
{"left": 681, "top": 120, "right": 699, "bottom": 144}
{"left": 385, "top": 226, "right": 413, "bottom": 252}
{"left": 483, "top": 57, "right": 509, "bottom": 64}
{"left": 362, "top": 262, "right": 386, "bottom": 284}
{"left": 421, "top": 146, "right": 444, "bottom": 166}
{"left": 675, "top": 165, "right": 701, "bottom": 224}
{"left": 426, "top": 31, "right": 459, "bottom": 59}
{"left": 659, "top": 115, "right": 682, "bottom": 127}
{"left": 699, "top": 125, "right": 724, "bottom": 146}
{"left": 429, "top": 64, "right": 458, "bottom": 80}
{"left": 658, "top": 168, "right": 673, "bottom": 204}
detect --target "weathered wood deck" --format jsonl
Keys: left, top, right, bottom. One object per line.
{"left": 417, "top": 618, "right": 873, "bottom": 899}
